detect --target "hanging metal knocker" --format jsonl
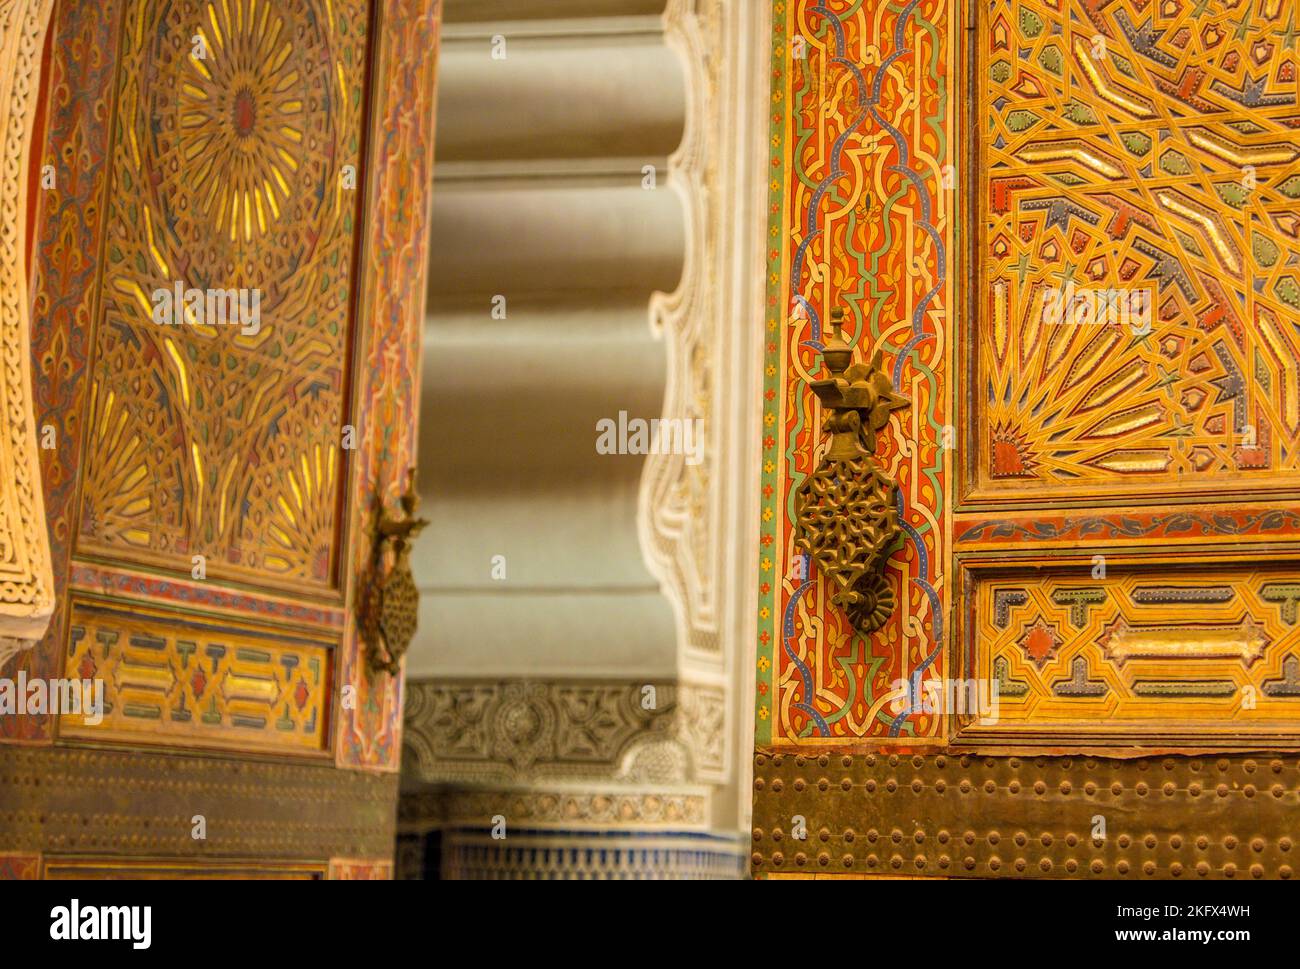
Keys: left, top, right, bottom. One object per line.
{"left": 794, "top": 308, "right": 909, "bottom": 635}
{"left": 362, "top": 469, "right": 428, "bottom": 675}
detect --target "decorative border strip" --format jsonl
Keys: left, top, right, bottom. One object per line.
{"left": 69, "top": 563, "right": 346, "bottom": 629}
{"left": 335, "top": 0, "right": 443, "bottom": 772}
{"left": 956, "top": 509, "right": 1300, "bottom": 547}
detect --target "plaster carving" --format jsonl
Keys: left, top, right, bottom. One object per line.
{"left": 402, "top": 678, "right": 726, "bottom": 786}
{"left": 643, "top": 0, "right": 724, "bottom": 658}
{"left": 0, "top": 0, "right": 55, "bottom": 664}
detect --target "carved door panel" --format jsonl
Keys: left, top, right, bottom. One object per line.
{"left": 754, "top": 0, "right": 1300, "bottom": 879}
{"left": 0, "top": 0, "right": 440, "bottom": 877}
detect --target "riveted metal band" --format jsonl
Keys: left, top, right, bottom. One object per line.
{"left": 752, "top": 751, "right": 1300, "bottom": 879}
{"left": 0, "top": 745, "right": 398, "bottom": 860}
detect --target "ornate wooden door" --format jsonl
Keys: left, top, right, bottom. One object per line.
{"left": 754, "top": 0, "right": 1300, "bottom": 879}
{"left": 0, "top": 0, "right": 440, "bottom": 878}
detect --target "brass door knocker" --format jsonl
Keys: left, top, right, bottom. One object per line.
{"left": 362, "top": 469, "right": 428, "bottom": 675}
{"left": 794, "top": 308, "right": 909, "bottom": 635}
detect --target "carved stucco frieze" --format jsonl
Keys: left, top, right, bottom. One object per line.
{"left": 0, "top": 0, "right": 55, "bottom": 665}
{"left": 398, "top": 787, "right": 710, "bottom": 832}
{"left": 402, "top": 678, "right": 726, "bottom": 787}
